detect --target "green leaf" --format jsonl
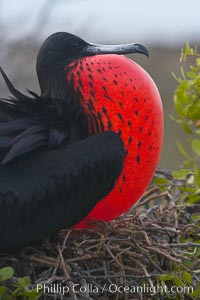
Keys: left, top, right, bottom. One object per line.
{"left": 173, "top": 276, "right": 184, "bottom": 287}
{"left": 187, "top": 71, "right": 197, "bottom": 79}
{"left": 194, "top": 164, "right": 200, "bottom": 187}
{"left": 182, "top": 122, "right": 193, "bottom": 134}
{"left": 174, "top": 94, "right": 184, "bottom": 118}
{"left": 172, "top": 169, "right": 192, "bottom": 180}
{"left": 0, "top": 267, "right": 14, "bottom": 281}
{"left": 188, "top": 192, "right": 200, "bottom": 204}
{"left": 0, "top": 286, "right": 7, "bottom": 295}
{"left": 176, "top": 141, "right": 190, "bottom": 159}
{"left": 185, "top": 42, "right": 191, "bottom": 55}
{"left": 159, "top": 274, "right": 174, "bottom": 281}
{"left": 196, "top": 57, "right": 200, "bottom": 67}
{"left": 182, "top": 271, "right": 192, "bottom": 285}
{"left": 189, "top": 287, "right": 200, "bottom": 297}
{"left": 186, "top": 102, "right": 200, "bottom": 121}
{"left": 21, "top": 289, "right": 41, "bottom": 299}
{"left": 17, "top": 276, "right": 31, "bottom": 288}
{"left": 178, "top": 186, "right": 196, "bottom": 193}
{"left": 191, "top": 139, "right": 200, "bottom": 155}
{"left": 153, "top": 177, "right": 170, "bottom": 185}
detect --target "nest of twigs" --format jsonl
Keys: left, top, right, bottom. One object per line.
{"left": 0, "top": 170, "right": 200, "bottom": 300}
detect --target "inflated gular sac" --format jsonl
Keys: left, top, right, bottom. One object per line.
{"left": 66, "top": 55, "right": 163, "bottom": 227}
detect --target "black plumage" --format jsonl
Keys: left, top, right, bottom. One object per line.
{"left": 0, "top": 33, "right": 127, "bottom": 249}
{"left": 0, "top": 71, "right": 125, "bottom": 248}
{"left": 0, "top": 32, "right": 148, "bottom": 248}
{"left": 0, "top": 131, "right": 125, "bottom": 248}
{"left": 0, "top": 67, "right": 71, "bottom": 163}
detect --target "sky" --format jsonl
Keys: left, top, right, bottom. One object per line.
{"left": 0, "top": 0, "right": 200, "bottom": 45}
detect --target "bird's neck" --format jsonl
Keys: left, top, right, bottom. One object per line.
{"left": 38, "top": 65, "right": 67, "bottom": 101}
{"left": 65, "top": 59, "right": 104, "bottom": 135}
{"left": 37, "top": 62, "right": 89, "bottom": 142}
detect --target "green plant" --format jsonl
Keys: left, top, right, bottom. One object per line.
{"left": 149, "top": 43, "right": 200, "bottom": 299}
{"left": 173, "top": 43, "right": 200, "bottom": 172}
{"left": 0, "top": 267, "right": 40, "bottom": 300}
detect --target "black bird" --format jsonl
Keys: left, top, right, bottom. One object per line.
{"left": 0, "top": 32, "right": 150, "bottom": 249}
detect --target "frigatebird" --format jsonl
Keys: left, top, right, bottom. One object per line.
{"left": 0, "top": 32, "right": 163, "bottom": 248}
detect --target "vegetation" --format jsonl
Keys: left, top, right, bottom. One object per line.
{"left": 173, "top": 43, "right": 200, "bottom": 168}
{"left": 0, "top": 267, "right": 39, "bottom": 299}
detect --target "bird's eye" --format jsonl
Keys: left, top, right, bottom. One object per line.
{"left": 71, "top": 42, "right": 79, "bottom": 51}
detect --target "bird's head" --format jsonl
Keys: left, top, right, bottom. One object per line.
{"left": 36, "top": 32, "right": 149, "bottom": 99}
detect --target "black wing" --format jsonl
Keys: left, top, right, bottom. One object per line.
{"left": 0, "top": 131, "right": 125, "bottom": 249}
{"left": 0, "top": 67, "right": 70, "bottom": 163}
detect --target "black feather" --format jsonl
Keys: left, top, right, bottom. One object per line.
{"left": 8, "top": 124, "right": 45, "bottom": 145}
{"left": 0, "top": 67, "right": 70, "bottom": 163}
{"left": 0, "top": 66, "right": 28, "bottom": 100}
{"left": 2, "top": 133, "right": 47, "bottom": 164}
{"left": 0, "top": 118, "right": 33, "bottom": 134}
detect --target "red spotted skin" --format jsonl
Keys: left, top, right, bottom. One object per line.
{"left": 66, "top": 54, "right": 163, "bottom": 227}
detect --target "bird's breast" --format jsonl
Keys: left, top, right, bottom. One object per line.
{"left": 65, "top": 54, "right": 163, "bottom": 224}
